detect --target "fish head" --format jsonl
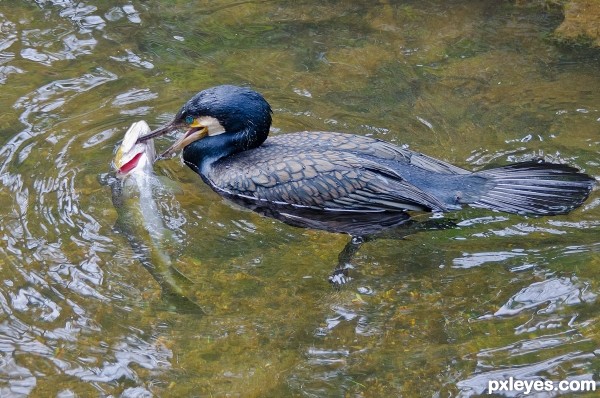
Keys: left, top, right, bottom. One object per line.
{"left": 114, "top": 121, "right": 157, "bottom": 178}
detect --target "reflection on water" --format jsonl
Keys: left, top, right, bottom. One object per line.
{"left": 0, "top": 0, "right": 599, "bottom": 396}
{"left": 492, "top": 277, "right": 596, "bottom": 317}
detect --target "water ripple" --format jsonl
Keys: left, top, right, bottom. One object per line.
{"left": 20, "top": 28, "right": 97, "bottom": 65}
{"left": 0, "top": 353, "right": 37, "bottom": 397}
{"left": 483, "top": 277, "right": 596, "bottom": 318}
{"left": 56, "top": 2, "right": 105, "bottom": 32}
{"left": 109, "top": 49, "right": 155, "bottom": 69}
{"left": 82, "top": 127, "right": 119, "bottom": 149}
{"left": 0, "top": 4, "right": 172, "bottom": 389}
{"left": 453, "top": 250, "right": 528, "bottom": 269}
{"left": 111, "top": 89, "right": 159, "bottom": 107}
{"left": 457, "top": 352, "right": 596, "bottom": 397}
{"left": 64, "top": 335, "right": 172, "bottom": 383}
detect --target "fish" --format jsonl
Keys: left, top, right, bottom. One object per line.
{"left": 114, "top": 120, "right": 157, "bottom": 178}
{"left": 111, "top": 121, "right": 202, "bottom": 313}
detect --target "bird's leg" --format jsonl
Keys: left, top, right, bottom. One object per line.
{"left": 329, "top": 235, "right": 367, "bottom": 286}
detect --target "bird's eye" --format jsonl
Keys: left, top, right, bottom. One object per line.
{"left": 185, "top": 115, "right": 194, "bottom": 124}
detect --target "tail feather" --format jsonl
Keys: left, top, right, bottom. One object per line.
{"left": 470, "top": 162, "right": 595, "bottom": 215}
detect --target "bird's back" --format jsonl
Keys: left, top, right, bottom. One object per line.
{"left": 201, "top": 131, "right": 594, "bottom": 217}
{"left": 205, "top": 131, "right": 474, "bottom": 213}
{"left": 266, "top": 132, "right": 470, "bottom": 175}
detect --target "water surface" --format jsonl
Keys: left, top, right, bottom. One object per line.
{"left": 0, "top": 1, "right": 599, "bottom": 396}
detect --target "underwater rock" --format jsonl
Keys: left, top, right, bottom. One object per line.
{"left": 555, "top": 0, "right": 600, "bottom": 47}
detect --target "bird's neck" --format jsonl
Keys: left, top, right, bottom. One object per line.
{"left": 182, "top": 127, "right": 268, "bottom": 175}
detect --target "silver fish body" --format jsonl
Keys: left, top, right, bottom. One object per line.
{"left": 112, "top": 121, "right": 200, "bottom": 312}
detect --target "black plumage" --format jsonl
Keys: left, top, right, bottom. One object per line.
{"left": 138, "top": 85, "right": 595, "bottom": 231}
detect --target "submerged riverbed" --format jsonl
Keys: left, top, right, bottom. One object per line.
{"left": 0, "top": 1, "right": 599, "bottom": 396}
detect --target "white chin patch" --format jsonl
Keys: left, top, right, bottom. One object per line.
{"left": 198, "top": 116, "right": 226, "bottom": 136}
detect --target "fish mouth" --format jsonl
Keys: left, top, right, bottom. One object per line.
{"left": 113, "top": 120, "right": 155, "bottom": 176}
{"left": 117, "top": 152, "right": 144, "bottom": 175}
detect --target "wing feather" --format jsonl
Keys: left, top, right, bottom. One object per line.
{"left": 271, "top": 131, "right": 470, "bottom": 175}
{"left": 209, "top": 143, "right": 448, "bottom": 212}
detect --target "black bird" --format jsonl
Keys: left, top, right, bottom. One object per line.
{"left": 138, "top": 84, "right": 595, "bottom": 229}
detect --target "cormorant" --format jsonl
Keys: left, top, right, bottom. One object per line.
{"left": 137, "top": 84, "right": 595, "bottom": 230}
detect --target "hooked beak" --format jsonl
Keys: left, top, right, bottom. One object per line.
{"left": 135, "top": 123, "right": 179, "bottom": 143}
{"left": 135, "top": 120, "right": 210, "bottom": 161}
{"left": 158, "top": 121, "right": 209, "bottom": 160}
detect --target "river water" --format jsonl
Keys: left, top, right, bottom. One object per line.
{"left": 0, "top": 0, "right": 599, "bottom": 396}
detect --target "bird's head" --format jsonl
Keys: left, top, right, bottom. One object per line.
{"left": 137, "top": 85, "right": 272, "bottom": 160}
